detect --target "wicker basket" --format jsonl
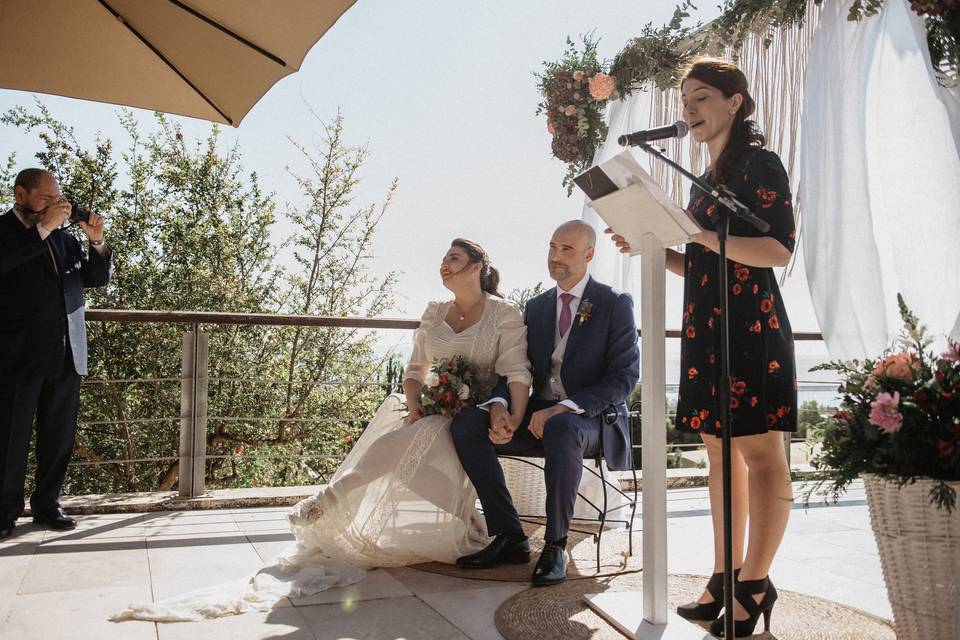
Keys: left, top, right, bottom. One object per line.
{"left": 863, "top": 474, "right": 960, "bottom": 640}
{"left": 500, "top": 457, "right": 630, "bottom": 521}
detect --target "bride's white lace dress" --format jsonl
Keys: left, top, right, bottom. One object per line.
{"left": 112, "top": 295, "right": 532, "bottom": 622}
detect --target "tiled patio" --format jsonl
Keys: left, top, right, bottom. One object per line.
{"left": 0, "top": 480, "right": 889, "bottom": 640}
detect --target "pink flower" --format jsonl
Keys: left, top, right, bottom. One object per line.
{"left": 873, "top": 352, "right": 916, "bottom": 382}
{"left": 869, "top": 391, "right": 903, "bottom": 434}
{"left": 942, "top": 340, "right": 960, "bottom": 363}
{"left": 563, "top": 105, "right": 577, "bottom": 117}
{"left": 588, "top": 73, "right": 616, "bottom": 100}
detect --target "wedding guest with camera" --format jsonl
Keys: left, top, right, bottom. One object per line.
{"left": 609, "top": 58, "right": 798, "bottom": 637}
{"left": 0, "top": 168, "right": 113, "bottom": 540}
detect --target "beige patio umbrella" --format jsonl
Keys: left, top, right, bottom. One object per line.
{"left": 0, "top": 0, "right": 357, "bottom": 126}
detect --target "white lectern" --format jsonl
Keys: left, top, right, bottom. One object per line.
{"left": 578, "top": 155, "right": 710, "bottom": 640}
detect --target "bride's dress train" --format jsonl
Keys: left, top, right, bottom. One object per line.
{"left": 112, "top": 297, "right": 528, "bottom": 622}
{"left": 111, "top": 394, "right": 492, "bottom": 622}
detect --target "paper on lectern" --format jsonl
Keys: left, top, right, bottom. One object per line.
{"left": 576, "top": 150, "right": 702, "bottom": 253}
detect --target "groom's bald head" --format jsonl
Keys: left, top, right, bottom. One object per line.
{"left": 554, "top": 220, "right": 596, "bottom": 248}
{"left": 548, "top": 220, "right": 595, "bottom": 289}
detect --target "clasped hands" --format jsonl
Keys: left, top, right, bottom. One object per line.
{"left": 488, "top": 402, "right": 570, "bottom": 444}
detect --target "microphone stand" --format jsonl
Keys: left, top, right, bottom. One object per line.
{"left": 632, "top": 140, "right": 768, "bottom": 640}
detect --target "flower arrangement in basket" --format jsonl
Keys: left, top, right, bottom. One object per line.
{"left": 810, "top": 295, "right": 960, "bottom": 511}
{"left": 420, "top": 355, "right": 483, "bottom": 418}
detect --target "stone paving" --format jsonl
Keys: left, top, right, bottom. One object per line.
{"left": 0, "top": 480, "right": 888, "bottom": 640}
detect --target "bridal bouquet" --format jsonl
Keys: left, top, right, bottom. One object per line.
{"left": 810, "top": 295, "right": 960, "bottom": 511}
{"left": 420, "top": 356, "right": 483, "bottom": 418}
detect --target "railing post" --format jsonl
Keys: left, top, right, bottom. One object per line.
{"left": 179, "top": 324, "right": 209, "bottom": 497}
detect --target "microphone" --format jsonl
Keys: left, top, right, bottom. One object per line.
{"left": 618, "top": 120, "right": 689, "bottom": 147}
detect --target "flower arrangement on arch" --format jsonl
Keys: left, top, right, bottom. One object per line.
{"left": 536, "top": 35, "right": 615, "bottom": 194}
{"left": 809, "top": 295, "right": 960, "bottom": 511}
{"left": 420, "top": 355, "right": 483, "bottom": 418}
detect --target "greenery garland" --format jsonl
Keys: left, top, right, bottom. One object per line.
{"left": 537, "top": 0, "right": 959, "bottom": 194}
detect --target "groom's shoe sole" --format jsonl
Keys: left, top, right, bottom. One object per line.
{"left": 456, "top": 551, "right": 530, "bottom": 570}
{"left": 456, "top": 535, "right": 532, "bottom": 569}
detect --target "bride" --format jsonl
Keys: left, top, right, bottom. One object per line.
{"left": 113, "top": 238, "right": 532, "bottom": 622}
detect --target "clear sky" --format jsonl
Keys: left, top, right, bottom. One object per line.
{"left": 0, "top": 0, "right": 830, "bottom": 379}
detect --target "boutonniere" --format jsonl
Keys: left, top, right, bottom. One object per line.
{"left": 576, "top": 299, "right": 593, "bottom": 325}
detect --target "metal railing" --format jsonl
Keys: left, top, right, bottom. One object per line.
{"left": 76, "top": 309, "right": 832, "bottom": 498}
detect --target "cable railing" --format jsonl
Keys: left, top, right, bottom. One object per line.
{"left": 67, "top": 309, "right": 835, "bottom": 498}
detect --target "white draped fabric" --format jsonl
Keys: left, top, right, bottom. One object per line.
{"left": 800, "top": 0, "right": 960, "bottom": 358}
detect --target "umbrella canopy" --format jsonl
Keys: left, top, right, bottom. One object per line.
{"left": 0, "top": 0, "right": 356, "bottom": 126}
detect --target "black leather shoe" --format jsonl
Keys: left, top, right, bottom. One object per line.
{"left": 0, "top": 521, "right": 14, "bottom": 540}
{"left": 32, "top": 508, "right": 77, "bottom": 531}
{"left": 456, "top": 534, "right": 530, "bottom": 569}
{"left": 531, "top": 543, "right": 567, "bottom": 587}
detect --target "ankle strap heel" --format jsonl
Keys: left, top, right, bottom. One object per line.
{"left": 708, "top": 576, "right": 777, "bottom": 637}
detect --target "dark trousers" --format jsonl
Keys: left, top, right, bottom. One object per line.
{"left": 451, "top": 401, "right": 600, "bottom": 543}
{"left": 0, "top": 346, "right": 80, "bottom": 523}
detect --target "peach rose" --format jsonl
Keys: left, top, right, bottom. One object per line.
{"left": 547, "top": 119, "right": 556, "bottom": 135}
{"left": 573, "top": 70, "right": 585, "bottom": 82}
{"left": 588, "top": 72, "right": 616, "bottom": 100}
{"left": 563, "top": 105, "right": 577, "bottom": 117}
{"left": 873, "top": 352, "right": 917, "bottom": 382}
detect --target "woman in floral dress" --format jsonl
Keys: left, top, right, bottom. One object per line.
{"left": 610, "top": 58, "right": 797, "bottom": 637}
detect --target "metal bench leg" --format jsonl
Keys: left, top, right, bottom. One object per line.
{"left": 596, "top": 455, "right": 607, "bottom": 573}
{"left": 628, "top": 464, "right": 638, "bottom": 557}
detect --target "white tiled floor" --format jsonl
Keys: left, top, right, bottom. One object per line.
{"left": 0, "top": 481, "right": 890, "bottom": 639}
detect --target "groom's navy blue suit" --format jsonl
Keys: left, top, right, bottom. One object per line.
{"left": 451, "top": 276, "right": 639, "bottom": 543}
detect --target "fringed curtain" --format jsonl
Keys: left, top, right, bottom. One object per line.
{"left": 586, "top": 2, "right": 820, "bottom": 292}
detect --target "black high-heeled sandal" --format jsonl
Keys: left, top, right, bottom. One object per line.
{"left": 708, "top": 576, "right": 778, "bottom": 638}
{"left": 676, "top": 568, "right": 741, "bottom": 622}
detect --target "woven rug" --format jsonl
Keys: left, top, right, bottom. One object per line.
{"left": 411, "top": 519, "right": 641, "bottom": 582}
{"left": 494, "top": 572, "right": 895, "bottom": 640}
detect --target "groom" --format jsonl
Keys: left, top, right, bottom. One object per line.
{"left": 451, "top": 220, "right": 639, "bottom": 586}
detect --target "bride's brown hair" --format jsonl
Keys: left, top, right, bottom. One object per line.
{"left": 451, "top": 238, "right": 504, "bottom": 298}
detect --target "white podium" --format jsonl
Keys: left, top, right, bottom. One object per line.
{"left": 579, "top": 157, "right": 705, "bottom": 639}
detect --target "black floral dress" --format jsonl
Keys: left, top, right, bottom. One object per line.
{"left": 676, "top": 149, "right": 798, "bottom": 437}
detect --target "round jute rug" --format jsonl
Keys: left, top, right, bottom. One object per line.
{"left": 411, "top": 519, "right": 641, "bottom": 582}
{"left": 494, "top": 572, "right": 895, "bottom": 640}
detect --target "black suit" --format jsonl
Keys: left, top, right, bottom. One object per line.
{"left": 0, "top": 209, "right": 112, "bottom": 522}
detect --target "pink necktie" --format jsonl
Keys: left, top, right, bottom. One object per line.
{"left": 559, "top": 293, "right": 574, "bottom": 337}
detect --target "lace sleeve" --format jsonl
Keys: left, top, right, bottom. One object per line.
{"left": 493, "top": 301, "right": 532, "bottom": 386}
{"left": 403, "top": 302, "right": 437, "bottom": 384}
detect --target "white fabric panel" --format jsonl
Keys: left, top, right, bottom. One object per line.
{"left": 801, "top": 0, "right": 960, "bottom": 359}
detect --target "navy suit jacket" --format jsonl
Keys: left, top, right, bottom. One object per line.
{"left": 0, "top": 210, "right": 113, "bottom": 376}
{"left": 495, "top": 276, "right": 640, "bottom": 471}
